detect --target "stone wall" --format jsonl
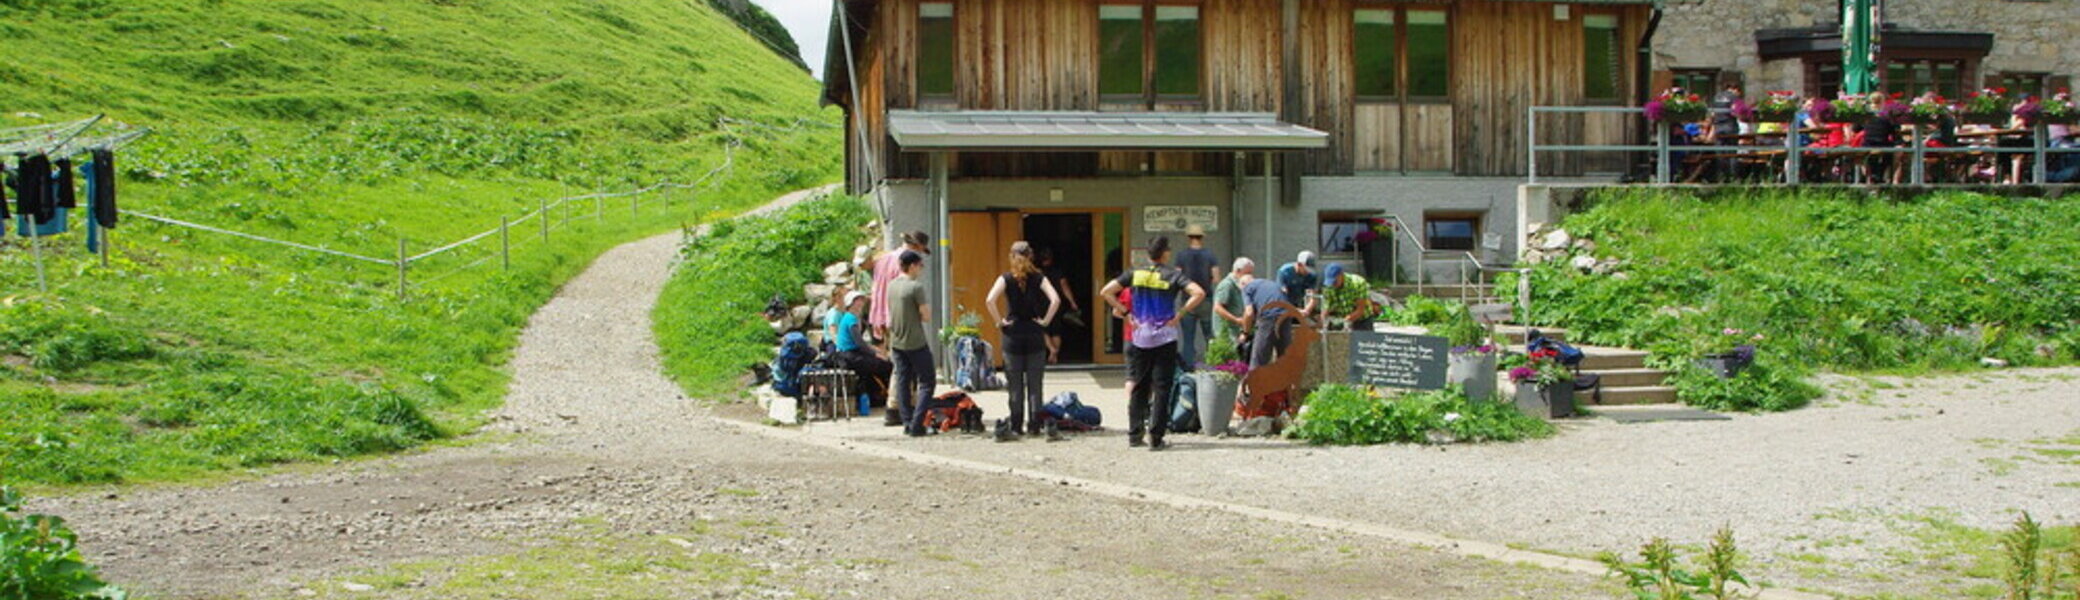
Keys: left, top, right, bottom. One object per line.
{"left": 1655, "top": 0, "right": 2077, "bottom": 93}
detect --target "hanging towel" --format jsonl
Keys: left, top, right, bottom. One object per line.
{"left": 15, "top": 207, "right": 67, "bottom": 237}
{"left": 54, "top": 158, "right": 77, "bottom": 209}
{"left": 90, "top": 149, "right": 116, "bottom": 229}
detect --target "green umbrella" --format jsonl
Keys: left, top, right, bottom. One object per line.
{"left": 1841, "top": 0, "right": 1878, "bottom": 95}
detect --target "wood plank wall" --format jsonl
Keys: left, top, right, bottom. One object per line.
{"left": 845, "top": 0, "right": 1648, "bottom": 184}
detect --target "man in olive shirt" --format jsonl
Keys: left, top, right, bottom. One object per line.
{"left": 886, "top": 250, "right": 935, "bottom": 437}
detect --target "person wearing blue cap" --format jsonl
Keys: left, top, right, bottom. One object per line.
{"left": 1320, "top": 263, "right": 1377, "bottom": 331}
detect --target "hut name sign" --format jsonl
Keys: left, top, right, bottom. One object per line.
{"left": 1348, "top": 331, "right": 1449, "bottom": 390}
{"left": 1142, "top": 205, "right": 1218, "bottom": 233}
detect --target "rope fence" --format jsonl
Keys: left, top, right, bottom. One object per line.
{"left": 7, "top": 115, "right": 819, "bottom": 298}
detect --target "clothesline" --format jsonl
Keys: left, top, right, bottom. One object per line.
{"left": 0, "top": 115, "right": 103, "bottom": 156}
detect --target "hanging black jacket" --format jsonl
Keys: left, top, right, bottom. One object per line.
{"left": 15, "top": 155, "right": 53, "bottom": 224}
{"left": 54, "top": 158, "right": 77, "bottom": 209}
{"left": 91, "top": 149, "right": 117, "bottom": 229}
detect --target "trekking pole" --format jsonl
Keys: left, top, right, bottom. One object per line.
{"left": 500, "top": 215, "right": 511, "bottom": 270}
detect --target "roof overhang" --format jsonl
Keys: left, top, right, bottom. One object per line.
{"left": 888, "top": 111, "right": 1330, "bottom": 152}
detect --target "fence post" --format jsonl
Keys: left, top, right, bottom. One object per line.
{"left": 1911, "top": 129, "right": 1927, "bottom": 185}
{"left": 500, "top": 216, "right": 511, "bottom": 270}
{"left": 395, "top": 237, "right": 408, "bottom": 301}
{"left": 30, "top": 230, "right": 48, "bottom": 293}
{"left": 1785, "top": 125, "right": 1801, "bottom": 184}
{"left": 540, "top": 198, "right": 549, "bottom": 242}
{"left": 2035, "top": 123, "right": 2050, "bottom": 185}
{"left": 595, "top": 197, "right": 602, "bottom": 220}
{"left": 631, "top": 194, "right": 639, "bottom": 218}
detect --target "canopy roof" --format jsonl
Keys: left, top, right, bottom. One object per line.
{"left": 887, "top": 111, "right": 1329, "bottom": 152}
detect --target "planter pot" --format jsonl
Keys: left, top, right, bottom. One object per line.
{"left": 1447, "top": 352, "right": 1499, "bottom": 402}
{"left": 1696, "top": 353, "right": 1750, "bottom": 379}
{"left": 1959, "top": 112, "right": 2009, "bottom": 126}
{"left": 1513, "top": 381, "right": 1575, "bottom": 420}
{"left": 1197, "top": 373, "right": 1240, "bottom": 435}
{"left": 1359, "top": 239, "right": 1395, "bottom": 282}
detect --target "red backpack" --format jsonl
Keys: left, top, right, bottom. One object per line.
{"left": 921, "top": 391, "right": 984, "bottom": 433}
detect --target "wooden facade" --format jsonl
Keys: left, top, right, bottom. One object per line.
{"left": 829, "top": 0, "right": 1651, "bottom": 183}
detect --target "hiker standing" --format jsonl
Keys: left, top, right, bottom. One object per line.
{"left": 1099, "top": 236, "right": 1205, "bottom": 451}
{"left": 870, "top": 231, "right": 930, "bottom": 425}
{"left": 984, "top": 241, "right": 1061, "bottom": 437}
{"left": 886, "top": 250, "right": 936, "bottom": 437}
{"left": 1212, "top": 257, "right": 1255, "bottom": 361}
{"left": 1173, "top": 225, "right": 1220, "bottom": 369}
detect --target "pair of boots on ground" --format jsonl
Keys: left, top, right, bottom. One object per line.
{"left": 994, "top": 416, "right": 1062, "bottom": 443}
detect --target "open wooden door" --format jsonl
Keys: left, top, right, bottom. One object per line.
{"left": 948, "top": 211, "right": 1023, "bottom": 362}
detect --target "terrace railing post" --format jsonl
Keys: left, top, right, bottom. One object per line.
{"left": 1786, "top": 125, "right": 1801, "bottom": 184}
{"left": 1527, "top": 106, "right": 1539, "bottom": 185}
{"left": 1656, "top": 121, "right": 1671, "bottom": 184}
{"left": 1912, "top": 129, "right": 1927, "bottom": 185}
{"left": 2035, "top": 123, "right": 2050, "bottom": 185}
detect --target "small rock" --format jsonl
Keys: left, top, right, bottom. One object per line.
{"left": 1570, "top": 255, "right": 1599, "bottom": 272}
{"left": 1979, "top": 357, "right": 2009, "bottom": 368}
{"left": 341, "top": 582, "right": 374, "bottom": 592}
{"left": 1539, "top": 229, "right": 1573, "bottom": 251}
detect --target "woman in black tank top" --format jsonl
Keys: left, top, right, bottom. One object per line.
{"left": 986, "top": 241, "right": 1061, "bottom": 437}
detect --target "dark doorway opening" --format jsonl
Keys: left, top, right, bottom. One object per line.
{"left": 1025, "top": 213, "right": 1094, "bottom": 364}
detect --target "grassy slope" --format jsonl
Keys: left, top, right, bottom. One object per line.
{"left": 0, "top": 0, "right": 840, "bottom": 486}
{"left": 1513, "top": 189, "right": 2079, "bottom": 394}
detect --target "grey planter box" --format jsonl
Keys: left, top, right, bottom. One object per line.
{"left": 1448, "top": 352, "right": 1499, "bottom": 401}
{"left": 1513, "top": 381, "right": 1576, "bottom": 419}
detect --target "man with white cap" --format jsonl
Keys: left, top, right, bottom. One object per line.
{"left": 1276, "top": 250, "right": 1320, "bottom": 318}
{"left": 830, "top": 290, "right": 893, "bottom": 420}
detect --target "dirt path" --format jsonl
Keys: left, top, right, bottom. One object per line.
{"left": 32, "top": 188, "right": 1609, "bottom": 600}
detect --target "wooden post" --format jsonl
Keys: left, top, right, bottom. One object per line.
{"left": 500, "top": 216, "right": 511, "bottom": 270}
{"left": 595, "top": 197, "right": 602, "bottom": 220}
{"left": 396, "top": 237, "right": 408, "bottom": 301}
{"left": 631, "top": 194, "right": 639, "bottom": 218}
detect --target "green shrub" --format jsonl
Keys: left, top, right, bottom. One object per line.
{"left": 0, "top": 487, "right": 128, "bottom": 600}
{"left": 1662, "top": 352, "right": 1821, "bottom": 413}
{"left": 1287, "top": 385, "right": 1552, "bottom": 446}
{"left": 0, "top": 301, "right": 153, "bottom": 372}
{"left": 655, "top": 196, "right": 875, "bottom": 398}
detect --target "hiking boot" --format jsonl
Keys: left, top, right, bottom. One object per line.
{"left": 1044, "top": 420, "right": 1063, "bottom": 442}
{"left": 1025, "top": 420, "right": 1042, "bottom": 437}
{"left": 1149, "top": 438, "right": 1170, "bottom": 452}
{"left": 1129, "top": 432, "right": 1146, "bottom": 448}
{"left": 883, "top": 412, "right": 903, "bottom": 427}
{"left": 993, "top": 420, "right": 1018, "bottom": 443}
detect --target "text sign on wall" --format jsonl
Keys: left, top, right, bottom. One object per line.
{"left": 1348, "top": 331, "right": 1450, "bottom": 390}
{"left": 1142, "top": 205, "right": 1219, "bottom": 233}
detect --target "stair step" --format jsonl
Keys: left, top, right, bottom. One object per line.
{"left": 1576, "top": 349, "right": 1649, "bottom": 371}
{"left": 1494, "top": 325, "right": 1567, "bottom": 344}
{"left": 1576, "top": 385, "right": 1678, "bottom": 405}
{"left": 1577, "top": 367, "right": 1669, "bottom": 388}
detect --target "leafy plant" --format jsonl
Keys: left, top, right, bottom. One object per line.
{"left": 1287, "top": 385, "right": 1551, "bottom": 446}
{"left": 0, "top": 487, "right": 128, "bottom": 600}
{"left": 2000, "top": 512, "right": 2080, "bottom": 600}
{"left": 1600, "top": 527, "right": 1755, "bottom": 600}
{"left": 1203, "top": 340, "right": 1240, "bottom": 368}
{"left": 1508, "top": 348, "right": 1572, "bottom": 388}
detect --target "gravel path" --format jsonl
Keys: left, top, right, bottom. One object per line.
{"left": 30, "top": 187, "right": 1609, "bottom": 600}
{"left": 792, "top": 368, "right": 2080, "bottom": 598}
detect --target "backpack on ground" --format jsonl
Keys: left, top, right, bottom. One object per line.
{"left": 1043, "top": 391, "right": 1103, "bottom": 429}
{"left": 921, "top": 391, "right": 985, "bottom": 433}
{"left": 1169, "top": 368, "right": 1201, "bottom": 434}
{"left": 771, "top": 331, "right": 815, "bottom": 398}
{"left": 953, "top": 336, "right": 1003, "bottom": 391}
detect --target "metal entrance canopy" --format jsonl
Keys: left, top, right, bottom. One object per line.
{"left": 887, "top": 110, "right": 1329, "bottom": 152}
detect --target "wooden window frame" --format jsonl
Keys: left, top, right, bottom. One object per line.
{"left": 1096, "top": 0, "right": 1205, "bottom": 107}
{"left": 915, "top": 2, "right": 956, "bottom": 101}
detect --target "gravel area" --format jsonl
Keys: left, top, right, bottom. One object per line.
{"left": 793, "top": 368, "right": 2080, "bottom": 598}
{"left": 28, "top": 187, "right": 1609, "bottom": 600}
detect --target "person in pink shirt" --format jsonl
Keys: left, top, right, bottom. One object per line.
{"left": 870, "top": 230, "right": 932, "bottom": 344}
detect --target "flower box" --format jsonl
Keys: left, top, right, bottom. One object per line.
{"left": 1959, "top": 111, "right": 2010, "bottom": 126}
{"left": 1513, "top": 380, "right": 1575, "bottom": 420}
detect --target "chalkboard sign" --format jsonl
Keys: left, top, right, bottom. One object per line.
{"left": 1348, "top": 332, "right": 1450, "bottom": 390}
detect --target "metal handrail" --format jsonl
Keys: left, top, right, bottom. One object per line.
{"left": 1382, "top": 215, "right": 1532, "bottom": 321}
{"left": 1526, "top": 105, "right": 2078, "bottom": 185}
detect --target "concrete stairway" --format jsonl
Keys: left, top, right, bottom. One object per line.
{"left": 1493, "top": 326, "right": 1678, "bottom": 406}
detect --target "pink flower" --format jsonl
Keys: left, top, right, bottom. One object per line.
{"left": 1509, "top": 366, "right": 1537, "bottom": 382}
{"left": 1722, "top": 328, "right": 1742, "bottom": 336}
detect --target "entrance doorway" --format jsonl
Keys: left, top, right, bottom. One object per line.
{"left": 1023, "top": 211, "right": 1127, "bottom": 365}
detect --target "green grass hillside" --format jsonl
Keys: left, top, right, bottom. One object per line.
{"left": 1510, "top": 189, "right": 2080, "bottom": 410}
{"left": 0, "top": 0, "right": 840, "bottom": 486}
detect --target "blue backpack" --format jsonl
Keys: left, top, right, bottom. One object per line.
{"left": 953, "top": 336, "right": 1002, "bottom": 391}
{"left": 1526, "top": 331, "right": 1585, "bottom": 368}
{"left": 1044, "top": 391, "right": 1102, "bottom": 428}
{"left": 1169, "top": 369, "right": 1201, "bottom": 433}
{"left": 771, "top": 332, "right": 815, "bottom": 398}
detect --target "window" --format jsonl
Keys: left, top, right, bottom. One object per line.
{"left": 1353, "top": 9, "right": 1397, "bottom": 99}
{"left": 1999, "top": 72, "right": 2050, "bottom": 99}
{"left": 1152, "top": 6, "right": 1201, "bottom": 98}
{"left": 1882, "top": 59, "right": 1964, "bottom": 99}
{"left": 1319, "top": 217, "right": 1366, "bottom": 255}
{"left": 1583, "top": 14, "right": 1622, "bottom": 102}
{"left": 917, "top": 3, "right": 955, "bottom": 98}
{"left": 1424, "top": 214, "right": 1480, "bottom": 251}
{"left": 1405, "top": 9, "right": 1449, "bottom": 99}
{"left": 1099, "top": 3, "right": 1201, "bottom": 101}
{"left": 1670, "top": 69, "right": 1719, "bottom": 96}
{"left": 1098, "top": 5, "right": 1145, "bottom": 97}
